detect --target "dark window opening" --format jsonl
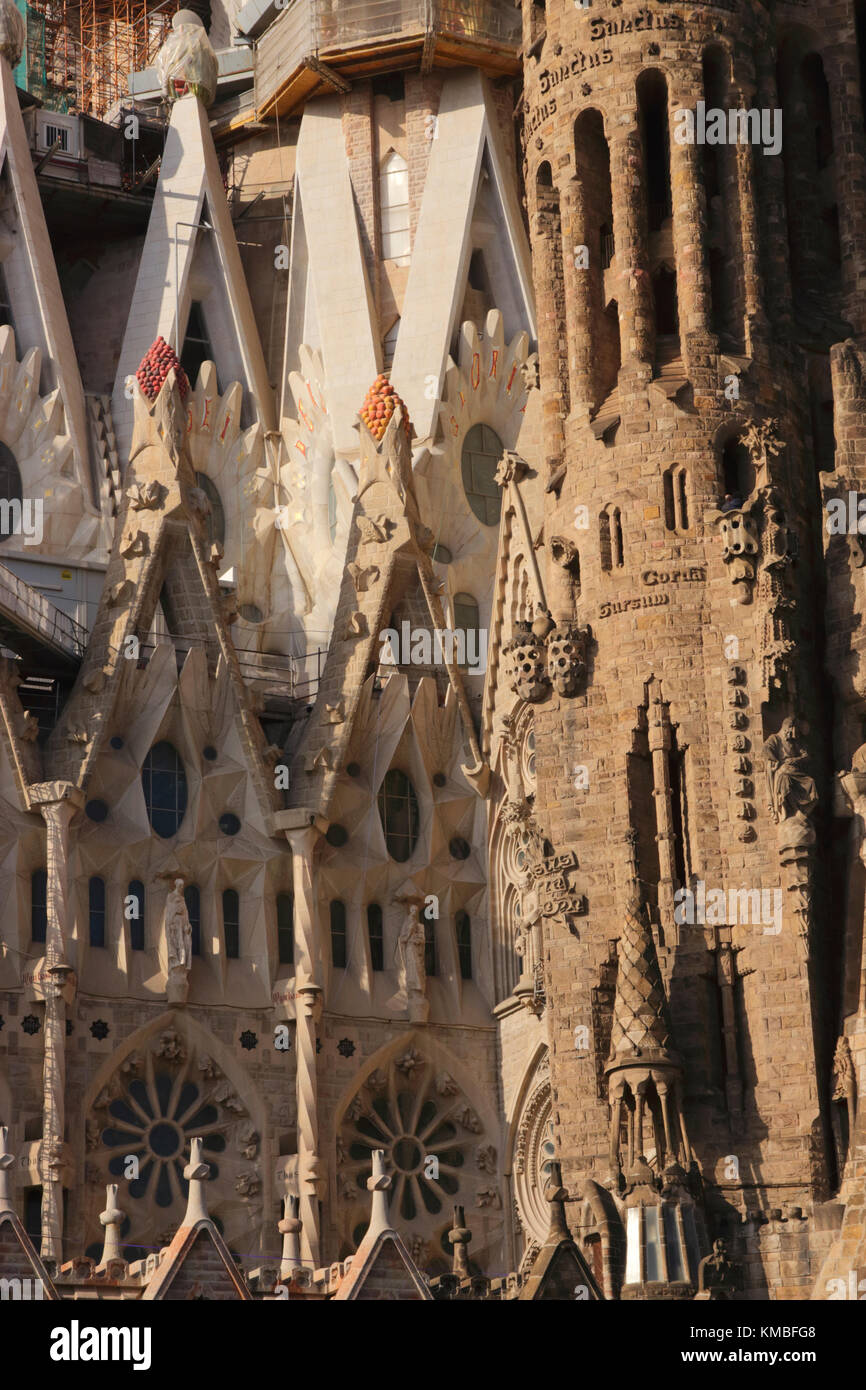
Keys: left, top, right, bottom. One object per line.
{"left": 127, "top": 879, "right": 145, "bottom": 951}
{"left": 222, "top": 888, "right": 239, "bottom": 959}
{"left": 423, "top": 914, "right": 436, "bottom": 977}
{"left": 0, "top": 440, "right": 22, "bottom": 537}
{"left": 721, "top": 435, "right": 755, "bottom": 502}
{"left": 638, "top": 70, "right": 673, "bottom": 231}
{"left": 184, "top": 884, "right": 201, "bottom": 956}
{"left": 372, "top": 73, "right": 405, "bottom": 102}
{"left": 89, "top": 876, "right": 106, "bottom": 948}
{"left": 330, "top": 900, "right": 347, "bottom": 968}
{"left": 142, "top": 741, "right": 188, "bottom": 839}
{"left": 31, "top": 868, "right": 47, "bottom": 944}
{"left": 277, "top": 892, "right": 294, "bottom": 966}
{"left": 378, "top": 769, "right": 420, "bottom": 862}
{"left": 367, "top": 903, "right": 384, "bottom": 972}
{"left": 652, "top": 265, "right": 679, "bottom": 338}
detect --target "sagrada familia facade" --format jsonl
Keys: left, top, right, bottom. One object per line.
{"left": 0, "top": 0, "right": 864, "bottom": 1302}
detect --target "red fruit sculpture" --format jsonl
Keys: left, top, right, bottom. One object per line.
{"left": 359, "top": 374, "right": 412, "bottom": 442}
{"left": 136, "top": 336, "right": 190, "bottom": 402}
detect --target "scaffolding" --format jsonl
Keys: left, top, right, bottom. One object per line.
{"left": 19, "top": 0, "right": 181, "bottom": 116}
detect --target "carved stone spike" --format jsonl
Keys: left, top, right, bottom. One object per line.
{"left": 128, "top": 480, "right": 166, "bottom": 511}
{"left": 347, "top": 562, "right": 380, "bottom": 594}
{"left": 120, "top": 529, "right": 150, "bottom": 559}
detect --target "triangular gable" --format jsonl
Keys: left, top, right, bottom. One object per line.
{"left": 0, "top": 61, "right": 91, "bottom": 507}
{"left": 519, "top": 1237, "right": 602, "bottom": 1302}
{"left": 333, "top": 1229, "right": 431, "bottom": 1301}
{"left": 287, "top": 396, "right": 486, "bottom": 817}
{"left": 46, "top": 375, "right": 277, "bottom": 823}
{"left": 392, "top": 69, "right": 535, "bottom": 444}
{"left": 284, "top": 98, "right": 379, "bottom": 456}
{"left": 111, "top": 93, "right": 275, "bottom": 463}
{"left": 141, "top": 1219, "right": 251, "bottom": 1300}
{"left": 0, "top": 1211, "right": 60, "bottom": 1298}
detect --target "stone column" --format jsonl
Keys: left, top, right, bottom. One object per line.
{"left": 286, "top": 822, "right": 324, "bottom": 1269}
{"left": 559, "top": 173, "right": 593, "bottom": 422}
{"left": 646, "top": 685, "right": 676, "bottom": 928}
{"left": 609, "top": 122, "right": 654, "bottom": 375}
{"left": 30, "top": 781, "right": 82, "bottom": 1269}
{"left": 824, "top": 48, "right": 866, "bottom": 335}
{"left": 528, "top": 170, "right": 568, "bottom": 465}
{"left": 667, "top": 74, "right": 715, "bottom": 367}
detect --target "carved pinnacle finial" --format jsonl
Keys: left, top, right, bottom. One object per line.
{"left": 182, "top": 1137, "right": 211, "bottom": 1225}
{"left": 97, "top": 1183, "right": 125, "bottom": 1269}
{"left": 0, "top": 1126, "right": 15, "bottom": 1214}
{"left": 542, "top": 1160, "right": 571, "bottom": 1241}
{"left": 366, "top": 1148, "right": 392, "bottom": 1237}
{"left": 448, "top": 1205, "right": 472, "bottom": 1279}
{"left": 278, "top": 1193, "right": 303, "bottom": 1278}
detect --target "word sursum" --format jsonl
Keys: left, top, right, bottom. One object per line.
{"left": 379, "top": 621, "right": 488, "bottom": 674}
{"left": 674, "top": 102, "right": 782, "bottom": 156}
{"left": 674, "top": 881, "right": 782, "bottom": 934}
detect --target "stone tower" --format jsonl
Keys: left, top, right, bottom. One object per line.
{"left": 514, "top": 0, "right": 866, "bottom": 1297}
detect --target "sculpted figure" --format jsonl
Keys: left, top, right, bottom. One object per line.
{"left": 165, "top": 879, "right": 191, "bottom": 974}
{"left": 696, "top": 1238, "right": 741, "bottom": 1300}
{"left": 763, "top": 717, "right": 818, "bottom": 825}
{"left": 395, "top": 903, "right": 426, "bottom": 997}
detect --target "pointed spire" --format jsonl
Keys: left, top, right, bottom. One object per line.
{"left": 608, "top": 894, "right": 674, "bottom": 1063}
{"left": 97, "top": 1184, "right": 125, "bottom": 1269}
{"left": 448, "top": 1206, "right": 472, "bottom": 1279}
{"left": 278, "top": 1194, "right": 303, "bottom": 1279}
{"left": 0, "top": 1126, "right": 15, "bottom": 1214}
{"left": 182, "top": 1137, "right": 211, "bottom": 1225}
{"left": 366, "top": 1149, "right": 393, "bottom": 1238}
{"left": 542, "top": 1161, "right": 572, "bottom": 1242}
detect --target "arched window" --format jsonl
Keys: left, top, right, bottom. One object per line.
{"left": 638, "top": 70, "right": 672, "bottom": 232}
{"left": 31, "top": 868, "right": 47, "bottom": 944}
{"left": 127, "top": 880, "right": 145, "bottom": 951}
{"left": 453, "top": 592, "right": 481, "bottom": 669}
{"left": 378, "top": 769, "right": 420, "bottom": 862}
{"left": 663, "top": 467, "right": 689, "bottom": 531}
{"left": 423, "top": 907, "right": 437, "bottom": 977}
{"left": 330, "top": 899, "right": 347, "bottom": 968}
{"left": 277, "top": 892, "right": 294, "bottom": 965}
{"left": 0, "top": 441, "right": 22, "bottom": 541}
{"left": 184, "top": 884, "right": 201, "bottom": 956}
{"left": 328, "top": 472, "right": 338, "bottom": 545}
{"left": 380, "top": 150, "right": 410, "bottom": 265}
{"left": 367, "top": 902, "right": 384, "bottom": 971}
{"left": 456, "top": 910, "right": 472, "bottom": 979}
{"left": 222, "top": 889, "right": 239, "bottom": 959}
{"left": 194, "top": 472, "right": 226, "bottom": 549}
{"left": 89, "top": 876, "right": 106, "bottom": 948}
{"left": 721, "top": 434, "right": 754, "bottom": 502}
{"left": 142, "top": 741, "right": 188, "bottom": 838}
{"left": 461, "top": 423, "right": 503, "bottom": 526}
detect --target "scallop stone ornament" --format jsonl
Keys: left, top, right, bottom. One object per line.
{"left": 0, "top": 0, "right": 25, "bottom": 68}
{"left": 155, "top": 10, "right": 219, "bottom": 108}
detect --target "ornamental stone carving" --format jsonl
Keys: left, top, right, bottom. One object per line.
{"left": 164, "top": 879, "right": 192, "bottom": 1004}
{"left": 763, "top": 718, "right": 818, "bottom": 840}
{"left": 503, "top": 623, "right": 551, "bottom": 703}
{"left": 547, "top": 623, "right": 590, "bottom": 697}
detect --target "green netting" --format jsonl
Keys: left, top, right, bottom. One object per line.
{"left": 16, "top": 4, "right": 70, "bottom": 111}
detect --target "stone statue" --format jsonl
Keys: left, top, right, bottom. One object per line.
{"left": 390, "top": 901, "right": 429, "bottom": 1023}
{"left": 763, "top": 718, "right": 818, "bottom": 827}
{"left": 695, "top": 1238, "right": 741, "bottom": 1301}
{"left": 165, "top": 879, "right": 191, "bottom": 1003}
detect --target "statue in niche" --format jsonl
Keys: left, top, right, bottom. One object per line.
{"left": 763, "top": 718, "right": 818, "bottom": 834}
{"left": 390, "top": 900, "right": 429, "bottom": 1024}
{"left": 695, "top": 1238, "right": 741, "bottom": 1301}
{"left": 165, "top": 878, "right": 192, "bottom": 1004}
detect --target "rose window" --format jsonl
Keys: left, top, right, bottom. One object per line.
{"left": 340, "top": 1054, "right": 478, "bottom": 1224}
{"left": 101, "top": 1069, "right": 225, "bottom": 1207}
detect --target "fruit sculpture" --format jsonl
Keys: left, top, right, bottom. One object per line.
{"left": 359, "top": 374, "right": 412, "bottom": 442}
{"left": 136, "top": 337, "right": 190, "bottom": 402}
